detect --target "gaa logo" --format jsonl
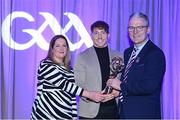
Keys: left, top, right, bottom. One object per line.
{"left": 1, "top": 11, "right": 93, "bottom": 51}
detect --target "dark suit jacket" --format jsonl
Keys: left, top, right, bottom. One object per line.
{"left": 120, "top": 40, "right": 166, "bottom": 119}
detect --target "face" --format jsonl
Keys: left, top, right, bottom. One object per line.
{"left": 91, "top": 28, "right": 109, "bottom": 48}
{"left": 52, "top": 38, "right": 68, "bottom": 62}
{"left": 128, "top": 17, "right": 150, "bottom": 44}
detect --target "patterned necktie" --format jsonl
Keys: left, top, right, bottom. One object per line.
{"left": 123, "top": 48, "right": 137, "bottom": 83}
{"left": 119, "top": 48, "right": 137, "bottom": 102}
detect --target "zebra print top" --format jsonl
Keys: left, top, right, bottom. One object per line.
{"left": 30, "top": 59, "right": 83, "bottom": 120}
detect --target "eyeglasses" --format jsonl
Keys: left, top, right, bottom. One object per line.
{"left": 128, "top": 26, "right": 148, "bottom": 32}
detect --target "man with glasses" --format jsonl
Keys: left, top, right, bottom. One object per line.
{"left": 106, "top": 12, "right": 166, "bottom": 119}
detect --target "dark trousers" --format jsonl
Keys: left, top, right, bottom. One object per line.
{"left": 79, "top": 103, "right": 119, "bottom": 119}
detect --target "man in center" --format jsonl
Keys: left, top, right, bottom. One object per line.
{"left": 74, "top": 21, "right": 123, "bottom": 119}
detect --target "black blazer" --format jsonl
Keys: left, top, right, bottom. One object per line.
{"left": 120, "top": 40, "right": 166, "bottom": 119}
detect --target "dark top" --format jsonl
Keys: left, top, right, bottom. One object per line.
{"left": 94, "top": 46, "right": 110, "bottom": 90}
{"left": 94, "top": 46, "right": 117, "bottom": 107}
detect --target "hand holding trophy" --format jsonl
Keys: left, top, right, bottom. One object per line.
{"left": 103, "top": 56, "right": 124, "bottom": 94}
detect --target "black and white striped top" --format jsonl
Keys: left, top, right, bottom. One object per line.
{"left": 30, "top": 59, "right": 83, "bottom": 120}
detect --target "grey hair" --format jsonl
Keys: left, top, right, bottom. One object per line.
{"left": 129, "top": 12, "right": 149, "bottom": 26}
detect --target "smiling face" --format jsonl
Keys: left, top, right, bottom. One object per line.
{"left": 91, "top": 27, "right": 109, "bottom": 48}
{"left": 128, "top": 17, "right": 150, "bottom": 45}
{"left": 52, "top": 38, "right": 68, "bottom": 63}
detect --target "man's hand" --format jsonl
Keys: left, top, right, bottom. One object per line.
{"left": 101, "top": 93, "right": 114, "bottom": 102}
{"left": 111, "top": 89, "right": 120, "bottom": 97}
{"left": 100, "top": 89, "right": 120, "bottom": 102}
{"left": 106, "top": 78, "right": 121, "bottom": 91}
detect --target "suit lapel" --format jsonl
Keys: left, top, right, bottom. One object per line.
{"left": 125, "top": 47, "right": 134, "bottom": 65}
{"left": 108, "top": 48, "right": 114, "bottom": 61}
{"left": 89, "top": 47, "right": 102, "bottom": 78}
{"left": 132, "top": 40, "right": 152, "bottom": 68}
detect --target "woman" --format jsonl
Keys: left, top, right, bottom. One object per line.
{"left": 30, "top": 35, "right": 104, "bottom": 119}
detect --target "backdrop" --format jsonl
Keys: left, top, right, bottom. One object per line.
{"left": 1, "top": 0, "right": 180, "bottom": 119}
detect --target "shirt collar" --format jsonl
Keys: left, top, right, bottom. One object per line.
{"left": 134, "top": 38, "right": 149, "bottom": 52}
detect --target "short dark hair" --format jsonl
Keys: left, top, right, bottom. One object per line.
{"left": 129, "top": 12, "right": 149, "bottom": 26}
{"left": 90, "top": 21, "right": 109, "bottom": 33}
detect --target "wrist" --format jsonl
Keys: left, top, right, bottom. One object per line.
{"left": 82, "top": 90, "right": 91, "bottom": 99}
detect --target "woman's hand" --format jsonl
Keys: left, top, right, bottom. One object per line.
{"left": 83, "top": 91, "right": 105, "bottom": 102}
